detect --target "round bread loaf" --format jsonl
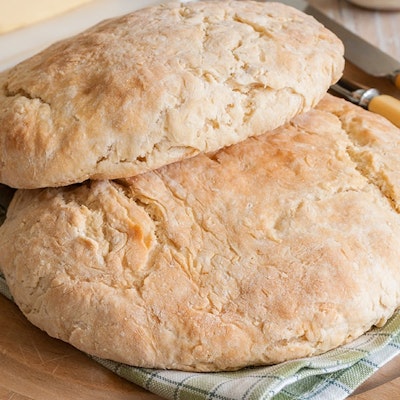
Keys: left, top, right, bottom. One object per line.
{"left": 0, "top": 0, "right": 344, "bottom": 189}
{"left": 1, "top": 95, "right": 400, "bottom": 371}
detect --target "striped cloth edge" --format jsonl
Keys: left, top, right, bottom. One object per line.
{"left": 1, "top": 271, "right": 399, "bottom": 400}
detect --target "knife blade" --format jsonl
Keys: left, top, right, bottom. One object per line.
{"left": 264, "top": 0, "right": 400, "bottom": 89}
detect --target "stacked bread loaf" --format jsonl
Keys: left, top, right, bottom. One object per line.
{"left": 1, "top": 0, "right": 400, "bottom": 372}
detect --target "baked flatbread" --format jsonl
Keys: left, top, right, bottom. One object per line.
{"left": 1, "top": 95, "right": 400, "bottom": 371}
{"left": 0, "top": 0, "right": 344, "bottom": 189}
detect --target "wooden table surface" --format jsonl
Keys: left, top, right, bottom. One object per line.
{"left": 1, "top": 1, "right": 400, "bottom": 399}
{"left": 310, "top": 0, "right": 400, "bottom": 61}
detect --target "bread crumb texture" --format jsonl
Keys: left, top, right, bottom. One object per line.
{"left": 0, "top": 0, "right": 344, "bottom": 188}
{"left": 1, "top": 95, "right": 400, "bottom": 371}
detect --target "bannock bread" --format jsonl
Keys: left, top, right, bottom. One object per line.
{"left": 1, "top": 95, "right": 400, "bottom": 371}
{"left": 0, "top": 0, "right": 344, "bottom": 189}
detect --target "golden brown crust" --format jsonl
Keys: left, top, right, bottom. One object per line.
{"left": 0, "top": 0, "right": 344, "bottom": 188}
{"left": 1, "top": 95, "right": 400, "bottom": 371}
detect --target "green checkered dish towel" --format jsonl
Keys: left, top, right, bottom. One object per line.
{"left": 1, "top": 272, "right": 399, "bottom": 399}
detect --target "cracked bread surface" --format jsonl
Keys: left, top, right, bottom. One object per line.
{"left": 1, "top": 95, "right": 400, "bottom": 371}
{"left": 0, "top": 0, "right": 344, "bottom": 189}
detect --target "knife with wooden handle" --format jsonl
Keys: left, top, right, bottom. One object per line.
{"left": 264, "top": 0, "right": 400, "bottom": 89}
{"left": 331, "top": 79, "right": 400, "bottom": 128}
